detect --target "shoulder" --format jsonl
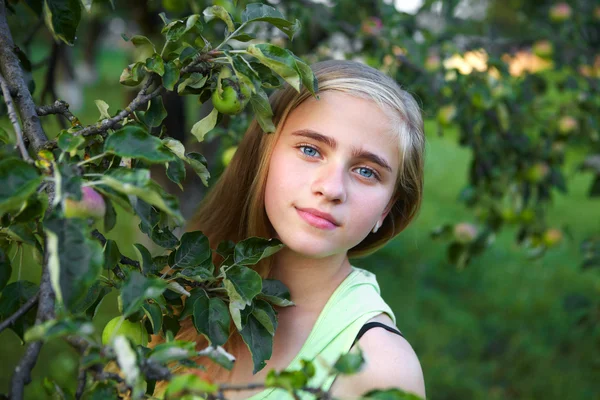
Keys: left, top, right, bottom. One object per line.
{"left": 330, "top": 313, "right": 426, "bottom": 399}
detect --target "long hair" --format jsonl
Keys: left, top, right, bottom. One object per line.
{"left": 153, "top": 59, "right": 426, "bottom": 394}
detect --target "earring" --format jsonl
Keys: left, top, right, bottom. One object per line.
{"left": 372, "top": 220, "right": 381, "bottom": 233}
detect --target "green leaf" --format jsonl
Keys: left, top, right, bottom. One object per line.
{"left": 138, "top": 97, "right": 168, "bottom": 129}
{"left": 0, "top": 281, "right": 38, "bottom": 341}
{"left": 0, "top": 127, "right": 13, "bottom": 144}
{"left": 113, "top": 335, "right": 145, "bottom": 398}
{"left": 149, "top": 340, "right": 196, "bottom": 364}
{"left": 103, "top": 195, "right": 117, "bottom": 232}
{"left": 70, "top": 281, "right": 111, "bottom": 316}
{"left": 104, "top": 125, "right": 174, "bottom": 163}
{"left": 57, "top": 130, "right": 86, "bottom": 156}
{"left": 230, "top": 32, "right": 256, "bottom": 42}
{"left": 241, "top": 3, "right": 301, "bottom": 40}
{"left": 177, "top": 73, "right": 208, "bottom": 94}
{"left": 0, "top": 157, "right": 42, "bottom": 216}
{"left": 191, "top": 107, "right": 219, "bottom": 143}
{"left": 0, "top": 247, "right": 12, "bottom": 291}
{"left": 24, "top": 317, "right": 94, "bottom": 342}
{"left": 197, "top": 345, "right": 235, "bottom": 370}
{"left": 192, "top": 290, "right": 230, "bottom": 346}
{"left": 103, "top": 239, "right": 121, "bottom": 270}
{"left": 162, "top": 137, "right": 186, "bottom": 159}
{"left": 249, "top": 88, "right": 276, "bottom": 133}
{"left": 94, "top": 99, "right": 111, "bottom": 119}
{"left": 264, "top": 369, "right": 307, "bottom": 391}
{"left": 234, "top": 237, "right": 284, "bottom": 266}
{"left": 166, "top": 157, "right": 186, "bottom": 190}
{"left": 139, "top": 222, "right": 180, "bottom": 249}
{"left": 185, "top": 152, "right": 210, "bottom": 187}
{"left": 130, "top": 35, "right": 156, "bottom": 53}
{"left": 142, "top": 302, "right": 163, "bottom": 334}
{"left": 203, "top": 5, "right": 235, "bottom": 33}
{"left": 333, "top": 347, "right": 365, "bottom": 375}
{"left": 44, "top": 218, "right": 104, "bottom": 310}
{"left": 120, "top": 62, "right": 146, "bottom": 86}
{"left": 101, "top": 168, "right": 184, "bottom": 224}
{"left": 259, "top": 279, "right": 294, "bottom": 307}
{"left": 145, "top": 53, "right": 165, "bottom": 76}
{"left": 172, "top": 231, "right": 212, "bottom": 269}
{"left": 176, "top": 260, "right": 215, "bottom": 283}
{"left": 165, "top": 374, "right": 217, "bottom": 398}
{"left": 133, "top": 243, "right": 159, "bottom": 276}
{"left": 12, "top": 192, "right": 48, "bottom": 224}
{"left": 44, "top": 0, "right": 82, "bottom": 46}
{"left": 239, "top": 313, "right": 272, "bottom": 373}
{"left": 82, "top": 381, "right": 119, "bottom": 399}
{"left": 246, "top": 44, "right": 317, "bottom": 95}
{"left": 120, "top": 271, "right": 167, "bottom": 318}
{"left": 180, "top": 287, "right": 206, "bottom": 320}
{"left": 163, "top": 60, "right": 181, "bottom": 91}
{"left": 251, "top": 299, "right": 277, "bottom": 335}
{"left": 223, "top": 265, "right": 262, "bottom": 330}
{"left": 162, "top": 14, "right": 203, "bottom": 42}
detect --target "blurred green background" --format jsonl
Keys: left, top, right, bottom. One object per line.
{"left": 1, "top": 0, "right": 600, "bottom": 399}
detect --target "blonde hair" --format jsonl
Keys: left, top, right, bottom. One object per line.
{"left": 153, "top": 59, "right": 425, "bottom": 395}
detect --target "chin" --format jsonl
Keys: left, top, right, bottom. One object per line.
{"left": 276, "top": 231, "right": 343, "bottom": 259}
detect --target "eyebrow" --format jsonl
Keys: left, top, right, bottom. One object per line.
{"left": 290, "top": 129, "right": 393, "bottom": 173}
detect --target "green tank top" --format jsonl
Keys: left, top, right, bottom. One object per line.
{"left": 246, "top": 266, "right": 397, "bottom": 400}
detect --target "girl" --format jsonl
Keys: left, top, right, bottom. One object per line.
{"left": 160, "top": 59, "right": 426, "bottom": 399}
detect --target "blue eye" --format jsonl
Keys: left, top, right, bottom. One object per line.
{"left": 357, "top": 167, "right": 374, "bottom": 178}
{"left": 300, "top": 145, "right": 320, "bottom": 157}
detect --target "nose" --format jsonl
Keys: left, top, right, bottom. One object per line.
{"left": 311, "top": 162, "right": 347, "bottom": 203}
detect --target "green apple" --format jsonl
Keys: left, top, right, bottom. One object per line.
{"left": 532, "top": 40, "right": 553, "bottom": 59}
{"left": 221, "top": 146, "right": 238, "bottom": 167}
{"left": 525, "top": 162, "right": 550, "bottom": 183}
{"left": 437, "top": 104, "right": 457, "bottom": 126}
{"left": 424, "top": 54, "right": 441, "bottom": 72}
{"left": 558, "top": 116, "right": 578, "bottom": 135}
{"left": 64, "top": 187, "right": 106, "bottom": 220}
{"left": 542, "top": 228, "right": 563, "bottom": 247}
{"left": 549, "top": 3, "right": 572, "bottom": 22}
{"left": 453, "top": 223, "right": 478, "bottom": 244}
{"left": 102, "top": 316, "right": 149, "bottom": 346}
{"left": 211, "top": 78, "right": 252, "bottom": 115}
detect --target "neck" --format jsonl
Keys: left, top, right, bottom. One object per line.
{"left": 268, "top": 248, "right": 353, "bottom": 315}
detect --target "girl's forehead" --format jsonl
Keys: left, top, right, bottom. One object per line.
{"left": 282, "top": 91, "right": 398, "bottom": 147}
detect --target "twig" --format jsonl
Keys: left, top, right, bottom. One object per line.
{"left": 36, "top": 100, "right": 79, "bottom": 126}
{"left": 74, "top": 77, "right": 162, "bottom": 138}
{"left": 0, "top": 1, "right": 48, "bottom": 153}
{"left": 90, "top": 229, "right": 140, "bottom": 268}
{"left": 0, "top": 292, "right": 39, "bottom": 334}
{"left": 74, "top": 368, "right": 87, "bottom": 400}
{"left": 9, "top": 244, "right": 55, "bottom": 400}
{"left": 0, "top": 72, "right": 32, "bottom": 162}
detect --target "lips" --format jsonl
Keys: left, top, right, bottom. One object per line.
{"left": 295, "top": 207, "right": 340, "bottom": 229}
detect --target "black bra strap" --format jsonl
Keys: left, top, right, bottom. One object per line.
{"left": 351, "top": 322, "right": 403, "bottom": 348}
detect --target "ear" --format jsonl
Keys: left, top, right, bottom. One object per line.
{"left": 378, "top": 198, "right": 395, "bottom": 225}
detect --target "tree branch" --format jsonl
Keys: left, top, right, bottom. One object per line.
{"left": 9, "top": 243, "right": 55, "bottom": 400}
{"left": 74, "top": 368, "right": 87, "bottom": 400}
{"left": 74, "top": 76, "right": 163, "bottom": 138}
{"left": 90, "top": 229, "right": 138, "bottom": 278}
{"left": 0, "top": 292, "right": 39, "bottom": 334}
{"left": 36, "top": 100, "right": 79, "bottom": 126}
{"left": 0, "top": 72, "right": 32, "bottom": 162}
{"left": 0, "top": 2, "right": 48, "bottom": 153}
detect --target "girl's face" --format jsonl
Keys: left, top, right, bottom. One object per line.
{"left": 264, "top": 91, "right": 399, "bottom": 258}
